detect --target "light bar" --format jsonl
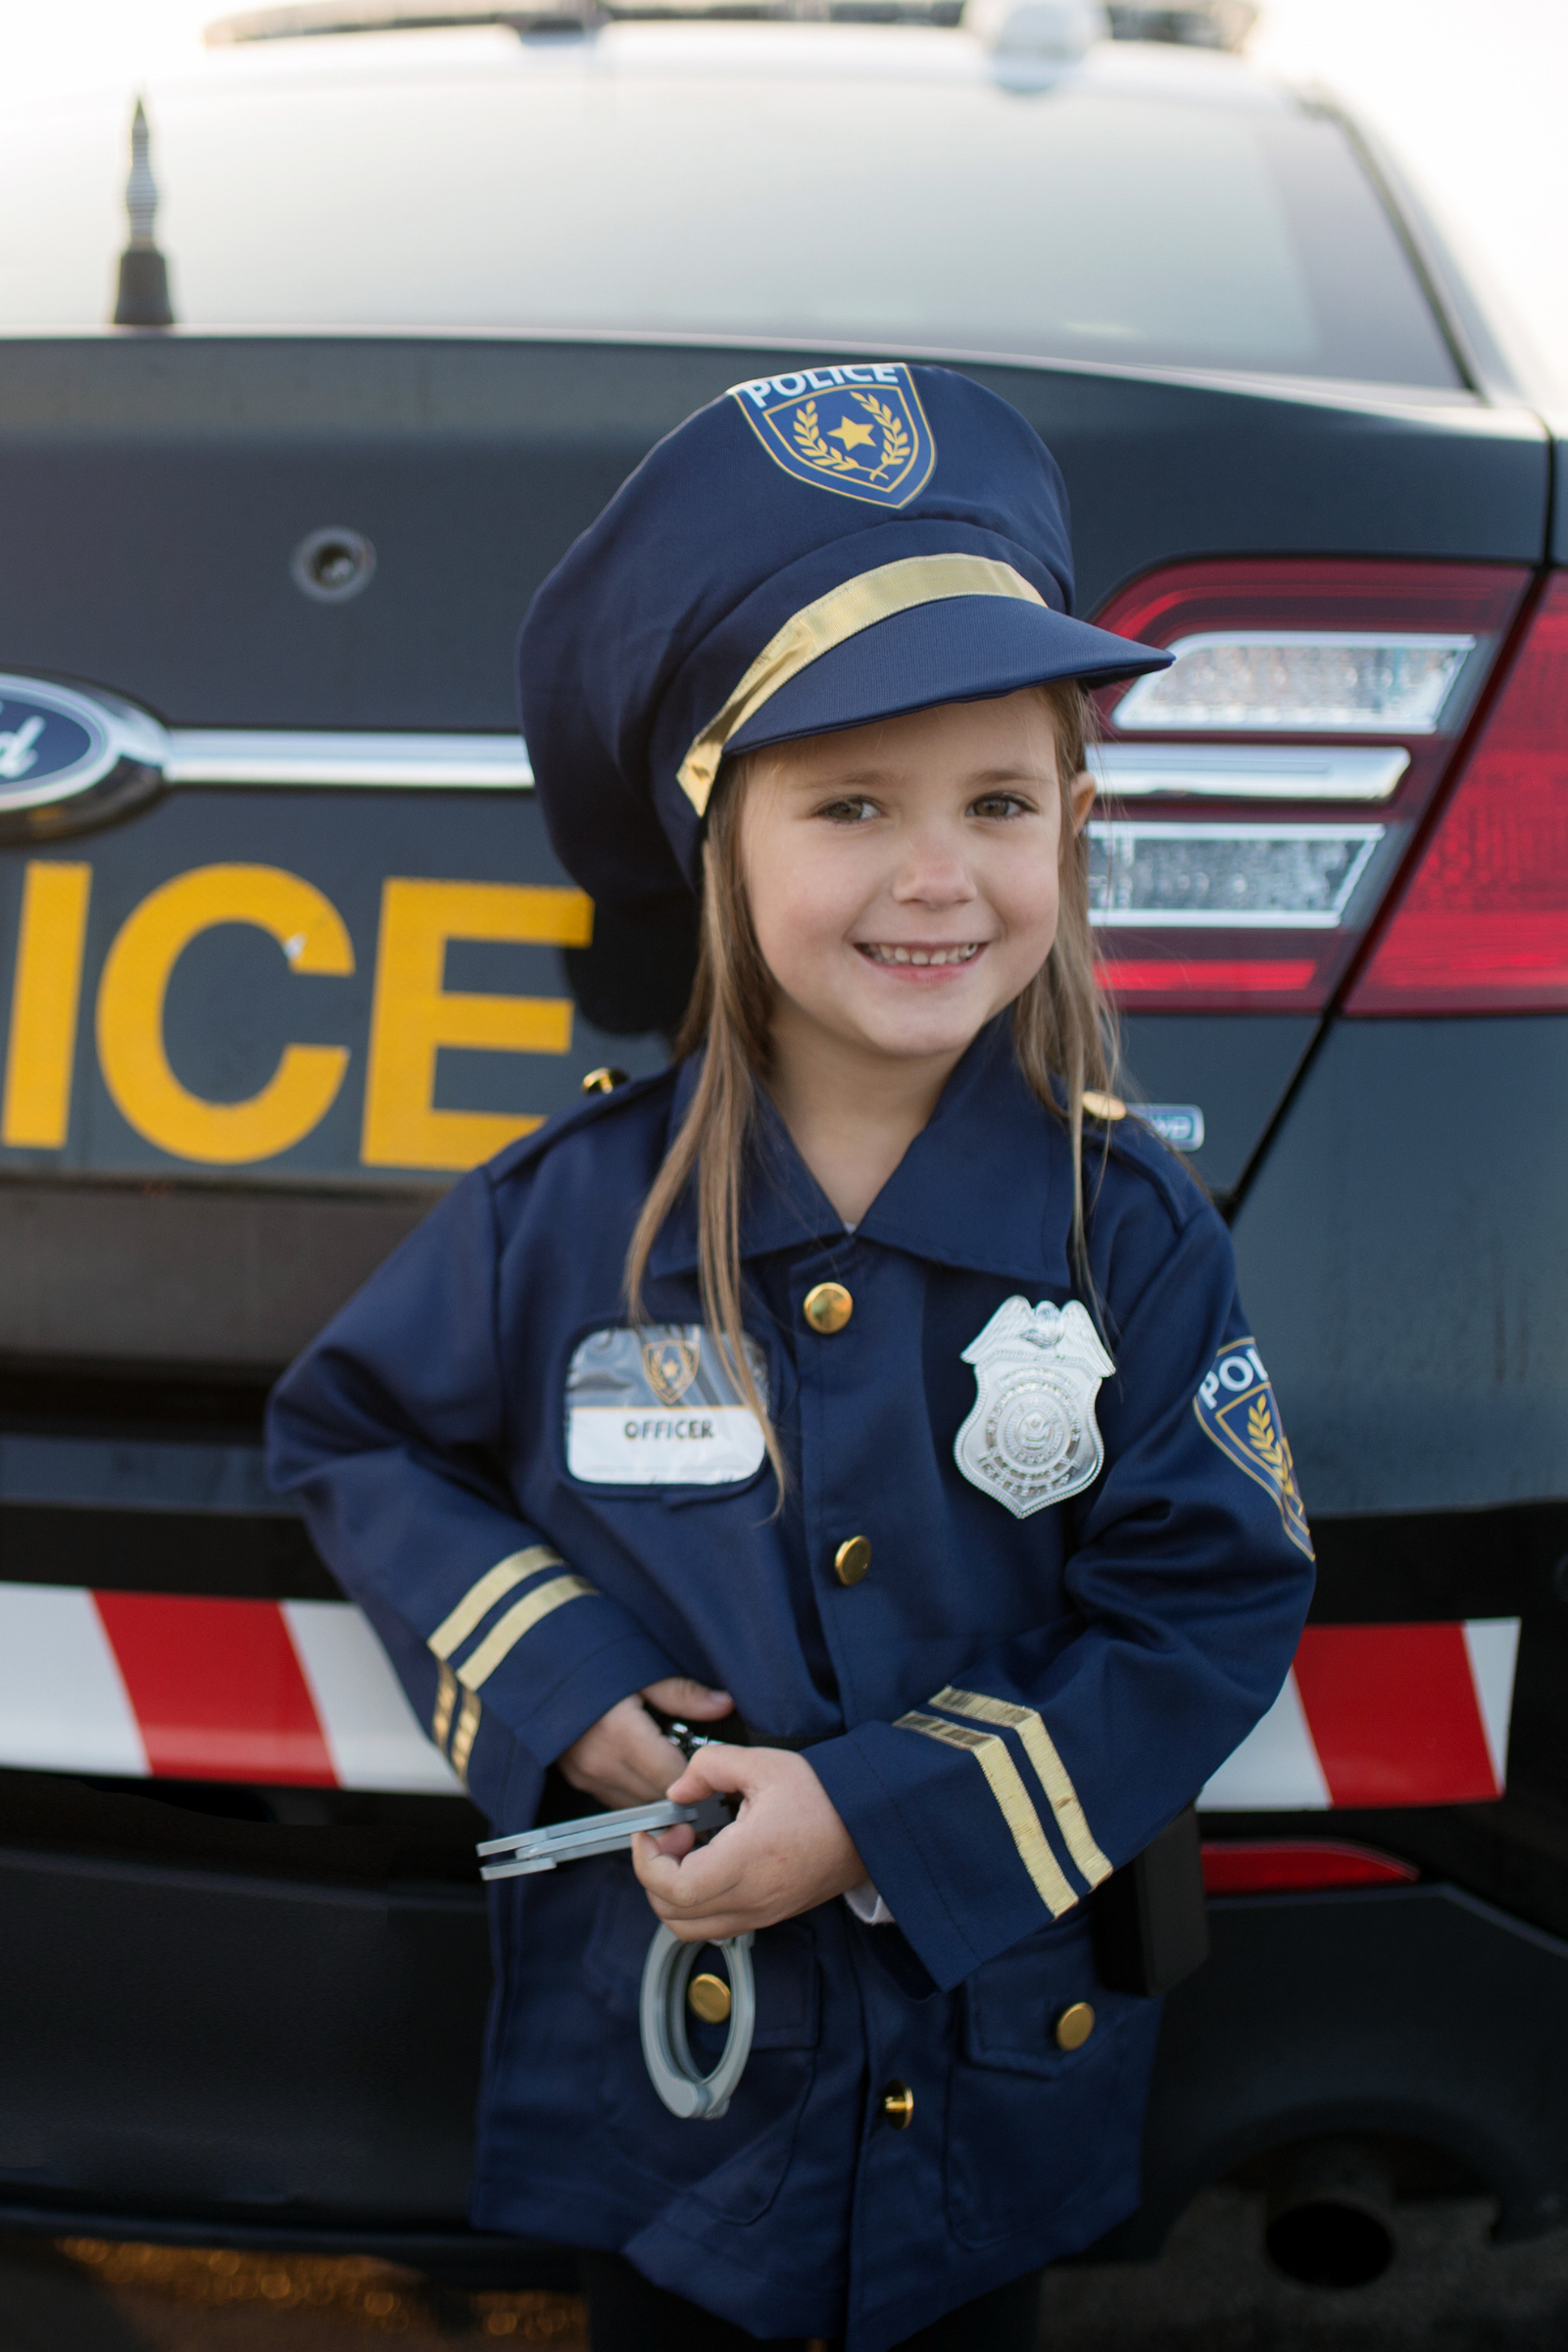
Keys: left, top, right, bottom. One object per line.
{"left": 1092, "top": 745, "right": 1409, "bottom": 803}
{"left": 1112, "top": 632, "right": 1476, "bottom": 735}
{"left": 1088, "top": 822, "right": 1384, "bottom": 928}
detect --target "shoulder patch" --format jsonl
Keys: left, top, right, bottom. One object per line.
{"left": 1195, "top": 1338, "right": 1313, "bottom": 1560}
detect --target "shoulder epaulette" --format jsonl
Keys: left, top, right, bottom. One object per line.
{"left": 483, "top": 1064, "right": 678, "bottom": 1188}
{"left": 1080, "top": 1094, "right": 1207, "bottom": 1233}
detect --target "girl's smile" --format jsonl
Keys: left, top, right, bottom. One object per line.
{"left": 855, "top": 939, "right": 987, "bottom": 970}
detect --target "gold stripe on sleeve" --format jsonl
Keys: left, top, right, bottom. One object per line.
{"left": 428, "top": 1545, "right": 565, "bottom": 1662}
{"left": 456, "top": 1573, "right": 598, "bottom": 1692}
{"left": 432, "top": 1661, "right": 459, "bottom": 1754}
{"left": 450, "top": 1692, "right": 482, "bottom": 1785}
{"left": 930, "top": 1686, "right": 1112, "bottom": 1889}
{"left": 676, "top": 555, "right": 1047, "bottom": 815}
{"left": 896, "top": 1710, "right": 1077, "bottom": 1920}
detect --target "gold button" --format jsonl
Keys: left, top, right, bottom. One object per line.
{"left": 834, "top": 1536, "right": 871, "bottom": 1587}
{"left": 881, "top": 2081, "right": 914, "bottom": 2130}
{"left": 1054, "top": 2001, "right": 1096, "bottom": 2052}
{"left": 1081, "top": 1090, "right": 1126, "bottom": 1122}
{"left": 581, "top": 1066, "right": 628, "bottom": 1096}
{"left": 803, "top": 1282, "right": 853, "bottom": 1335}
{"left": 688, "top": 1972, "right": 732, "bottom": 2025}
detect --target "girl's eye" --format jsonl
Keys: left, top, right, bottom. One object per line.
{"left": 971, "top": 792, "right": 1031, "bottom": 819}
{"left": 816, "top": 797, "right": 878, "bottom": 824}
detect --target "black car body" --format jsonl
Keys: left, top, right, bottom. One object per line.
{"left": 1, "top": 2, "right": 1566, "bottom": 2276}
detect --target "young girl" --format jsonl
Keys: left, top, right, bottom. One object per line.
{"left": 269, "top": 364, "right": 1314, "bottom": 2352}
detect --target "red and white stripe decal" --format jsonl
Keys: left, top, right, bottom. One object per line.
{"left": 0, "top": 1588, "right": 1522, "bottom": 1806}
{"left": 0, "top": 1586, "right": 459, "bottom": 1793}
{"left": 1199, "top": 1620, "right": 1520, "bottom": 1810}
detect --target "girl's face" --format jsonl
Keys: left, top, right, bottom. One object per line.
{"left": 739, "top": 688, "right": 1094, "bottom": 1070}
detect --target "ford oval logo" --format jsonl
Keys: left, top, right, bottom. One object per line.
{"left": 0, "top": 675, "right": 163, "bottom": 813}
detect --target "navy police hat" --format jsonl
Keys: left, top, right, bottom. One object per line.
{"left": 517, "top": 363, "right": 1170, "bottom": 917}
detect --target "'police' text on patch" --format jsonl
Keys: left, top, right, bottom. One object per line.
{"left": 1194, "top": 1338, "right": 1313, "bottom": 1559}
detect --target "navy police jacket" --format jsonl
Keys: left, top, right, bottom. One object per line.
{"left": 268, "top": 1020, "right": 1314, "bottom": 2351}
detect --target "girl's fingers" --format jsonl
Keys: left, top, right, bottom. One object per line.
{"left": 662, "top": 1742, "right": 761, "bottom": 1805}
{"left": 642, "top": 1676, "right": 735, "bottom": 1722}
{"left": 643, "top": 1823, "right": 696, "bottom": 1861}
{"left": 615, "top": 1704, "right": 688, "bottom": 1793}
{"left": 631, "top": 1830, "right": 746, "bottom": 1912}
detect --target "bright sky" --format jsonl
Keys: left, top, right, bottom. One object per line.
{"left": 2, "top": 0, "right": 1565, "bottom": 390}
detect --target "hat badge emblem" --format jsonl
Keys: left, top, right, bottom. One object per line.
{"left": 954, "top": 1297, "right": 1115, "bottom": 1520}
{"left": 730, "top": 364, "right": 937, "bottom": 509}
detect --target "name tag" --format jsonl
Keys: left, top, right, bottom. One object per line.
{"left": 564, "top": 1324, "right": 769, "bottom": 1486}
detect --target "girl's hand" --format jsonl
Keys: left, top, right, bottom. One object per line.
{"left": 631, "top": 1743, "right": 865, "bottom": 1940}
{"left": 558, "top": 1677, "right": 734, "bottom": 1811}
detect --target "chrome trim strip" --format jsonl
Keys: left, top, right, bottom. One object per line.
{"left": 163, "top": 731, "right": 533, "bottom": 789}
{"left": 1093, "top": 745, "right": 1409, "bottom": 804}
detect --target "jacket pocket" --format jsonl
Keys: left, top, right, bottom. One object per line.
{"left": 583, "top": 1863, "right": 819, "bottom": 2223}
{"left": 945, "top": 1912, "right": 1153, "bottom": 2249}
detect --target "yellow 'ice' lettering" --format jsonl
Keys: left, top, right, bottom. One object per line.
{"left": 2, "top": 861, "right": 93, "bottom": 1149}
{"left": 360, "top": 878, "right": 591, "bottom": 1172}
{"left": 95, "top": 863, "right": 354, "bottom": 1164}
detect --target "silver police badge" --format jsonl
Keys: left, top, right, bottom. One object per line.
{"left": 954, "top": 1297, "right": 1115, "bottom": 1519}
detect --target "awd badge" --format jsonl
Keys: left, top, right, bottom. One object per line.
{"left": 1194, "top": 1338, "right": 1313, "bottom": 1559}
{"left": 954, "top": 1297, "right": 1114, "bottom": 1520}
{"left": 729, "top": 364, "right": 936, "bottom": 509}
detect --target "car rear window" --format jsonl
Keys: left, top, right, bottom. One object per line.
{"left": 11, "top": 35, "right": 1461, "bottom": 390}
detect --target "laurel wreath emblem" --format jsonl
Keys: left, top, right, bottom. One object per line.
{"left": 1247, "top": 1395, "right": 1294, "bottom": 1485}
{"left": 791, "top": 391, "right": 915, "bottom": 485}
{"left": 792, "top": 401, "right": 861, "bottom": 473}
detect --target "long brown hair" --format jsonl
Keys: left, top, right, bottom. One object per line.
{"left": 625, "top": 682, "right": 1117, "bottom": 1491}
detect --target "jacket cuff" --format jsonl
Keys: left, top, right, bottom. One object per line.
{"left": 809, "top": 1729, "right": 991, "bottom": 1991}
{"left": 454, "top": 1587, "right": 679, "bottom": 1770}
{"left": 506, "top": 1620, "right": 682, "bottom": 1768}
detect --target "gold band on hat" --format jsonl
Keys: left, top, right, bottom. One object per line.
{"left": 676, "top": 553, "right": 1048, "bottom": 816}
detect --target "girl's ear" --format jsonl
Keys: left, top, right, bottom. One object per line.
{"left": 1069, "top": 768, "right": 1097, "bottom": 836}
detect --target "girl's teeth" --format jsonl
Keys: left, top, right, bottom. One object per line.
{"left": 865, "top": 944, "right": 978, "bottom": 966}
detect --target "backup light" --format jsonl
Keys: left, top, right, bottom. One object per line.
{"left": 1089, "top": 823, "right": 1383, "bottom": 928}
{"left": 1112, "top": 632, "right": 1476, "bottom": 735}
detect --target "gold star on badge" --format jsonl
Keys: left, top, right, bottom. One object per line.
{"left": 829, "top": 415, "right": 877, "bottom": 451}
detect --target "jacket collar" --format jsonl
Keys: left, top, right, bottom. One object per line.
{"left": 646, "top": 1018, "right": 1074, "bottom": 1288}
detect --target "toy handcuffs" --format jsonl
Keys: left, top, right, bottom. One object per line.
{"left": 478, "top": 1792, "right": 756, "bottom": 2121}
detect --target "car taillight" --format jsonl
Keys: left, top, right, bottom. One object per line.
{"left": 1348, "top": 574, "right": 1568, "bottom": 1013}
{"left": 1200, "top": 1839, "right": 1418, "bottom": 1895}
{"left": 1089, "top": 559, "right": 1532, "bottom": 1013}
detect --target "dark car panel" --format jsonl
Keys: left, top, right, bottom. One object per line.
{"left": 1231, "top": 1014, "right": 1568, "bottom": 1515}
{"left": 0, "top": 338, "right": 1545, "bottom": 739}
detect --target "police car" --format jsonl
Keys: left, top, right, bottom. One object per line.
{"left": 0, "top": 0, "right": 1564, "bottom": 2294}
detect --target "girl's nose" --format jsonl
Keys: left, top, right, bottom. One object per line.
{"left": 891, "top": 838, "right": 979, "bottom": 906}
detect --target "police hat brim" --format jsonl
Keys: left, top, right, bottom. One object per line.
{"left": 723, "top": 596, "right": 1170, "bottom": 765}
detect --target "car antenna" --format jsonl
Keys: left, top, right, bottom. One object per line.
{"left": 112, "top": 97, "right": 175, "bottom": 329}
